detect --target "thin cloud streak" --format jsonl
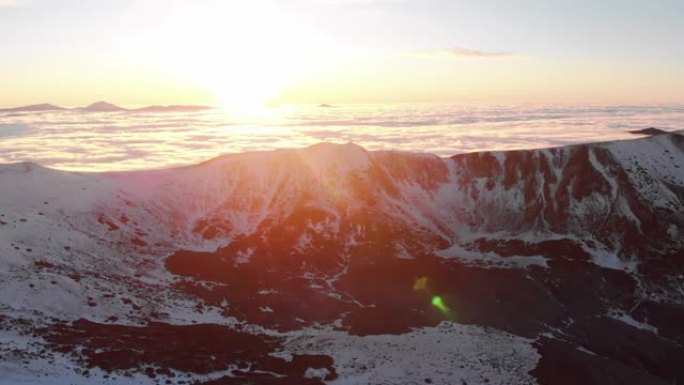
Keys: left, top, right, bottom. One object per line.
{"left": 410, "top": 47, "right": 518, "bottom": 58}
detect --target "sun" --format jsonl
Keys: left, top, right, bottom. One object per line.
{"left": 202, "top": 46, "right": 293, "bottom": 109}
{"left": 138, "top": 1, "right": 327, "bottom": 109}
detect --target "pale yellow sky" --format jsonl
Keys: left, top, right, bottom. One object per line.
{"left": 1, "top": 0, "right": 683, "bottom": 107}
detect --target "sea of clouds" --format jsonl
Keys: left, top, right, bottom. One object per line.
{"left": 0, "top": 103, "right": 682, "bottom": 171}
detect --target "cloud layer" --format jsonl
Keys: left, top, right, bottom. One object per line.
{"left": 0, "top": 104, "right": 682, "bottom": 171}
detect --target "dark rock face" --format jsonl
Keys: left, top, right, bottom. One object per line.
{"left": 2, "top": 134, "right": 684, "bottom": 384}
{"left": 38, "top": 319, "right": 335, "bottom": 384}
{"left": 632, "top": 301, "right": 684, "bottom": 344}
{"left": 531, "top": 337, "right": 672, "bottom": 385}
{"left": 565, "top": 317, "right": 684, "bottom": 383}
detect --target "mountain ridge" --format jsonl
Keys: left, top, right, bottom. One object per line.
{"left": 0, "top": 103, "right": 66, "bottom": 113}
{"left": 0, "top": 132, "right": 683, "bottom": 384}
{"left": 0, "top": 101, "right": 213, "bottom": 113}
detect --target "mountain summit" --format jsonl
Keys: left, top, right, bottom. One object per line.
{"left": 80, "top": 101, "right": 125, "bottom": 112}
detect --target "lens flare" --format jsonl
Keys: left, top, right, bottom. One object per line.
{"left": 431, "top": 296, "right": 448, "bottom": 313}
{"left": 414, "top": 277, "right": 452, "bottom": 319}
{"left": 413, "top": 276, "right": 428, "bottom": 291}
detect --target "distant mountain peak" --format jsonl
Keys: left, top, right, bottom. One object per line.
{"left": 628, "top": 127, "right": 670, "bottom": 136}
{"left": 135, "top": 105, "right": 211, "bottom": 113}
{"left": 81, "top": 101, "right": 125, "bottom": 112}
{"left": 0, "top": 103, "right": 65, "bottom": 113}
{"left": 1, "top": 101, "right": 213, "bottom": 114}
{"left": 27, "top": 103, "right": 62, "bottom": 110}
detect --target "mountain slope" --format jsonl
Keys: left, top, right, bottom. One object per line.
{"left": 0, "top": 103, "right": 65, "bottom": 113}
{"left": 0, "top": 133, "right": 683, "bottom": 384}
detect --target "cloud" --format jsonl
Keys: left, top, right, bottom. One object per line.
{"left": 0, "top": 123, "right": 34, "bottom": 138}
{"left": 410, "top": 47, "right": 517, "bottom": 58}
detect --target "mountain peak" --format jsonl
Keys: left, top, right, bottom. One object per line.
{"left": 301, "top": 142, "right": 371, "bottom": 172}
{"left": 82, "top": 101, "right": 125, "bottom": 112}
{"left": 628, "top": 127, "right": 671, "bottom": 136}
{"left": 135, "top": 105, "right": 211, "bottom": 113}
{"left": 0, "top": 103, "right": 65, "bottom": 113}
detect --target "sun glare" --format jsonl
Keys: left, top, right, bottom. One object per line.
{"left": 134, "top": 1, "right": 329, "bottom": 109}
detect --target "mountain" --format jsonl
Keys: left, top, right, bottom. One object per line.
{"left": 0, "top": 102, "right": 212, "bottom": 114}
{"left": 134, "top": 105, "right": 212, "bottom": 112}
{"left": 77, "top": 102, "right": 212, "bottom": 113}
{"left": 0, "top": 133, "right": 683, "bottom": 384}
{"left": 629, "top": 127, "right": 671, "bottom": 136}
{"left": 0, "top": 103, "right": 65, "bottom": 113}
{"left": 78, "top": 101, "right": 126, "bottom": 112}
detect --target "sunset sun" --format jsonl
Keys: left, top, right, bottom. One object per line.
{"left": 134, "top": 1, "right": 328, "bottom": 108}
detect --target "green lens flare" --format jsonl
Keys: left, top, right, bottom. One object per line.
{"left": 431, "top": 295, "right": 448, "bottom": 313}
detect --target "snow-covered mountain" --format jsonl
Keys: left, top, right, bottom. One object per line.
{"left": 1, "top": 132, "right": 683, "bottom": 384}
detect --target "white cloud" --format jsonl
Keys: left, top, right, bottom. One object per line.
{"left": 1, "top": 104, "right": 682, "bottom": 171}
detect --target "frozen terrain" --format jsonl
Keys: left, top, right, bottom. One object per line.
{"left": 0, "top": 130, "right": 683, "bottom": 384}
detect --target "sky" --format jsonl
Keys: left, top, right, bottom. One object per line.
{"left": 1, "top": 0, "right": 683, "bottom": 107}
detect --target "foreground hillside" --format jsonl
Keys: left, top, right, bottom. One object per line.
{"left": 1, "top": 132, "right": 683, "bottom": 384}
